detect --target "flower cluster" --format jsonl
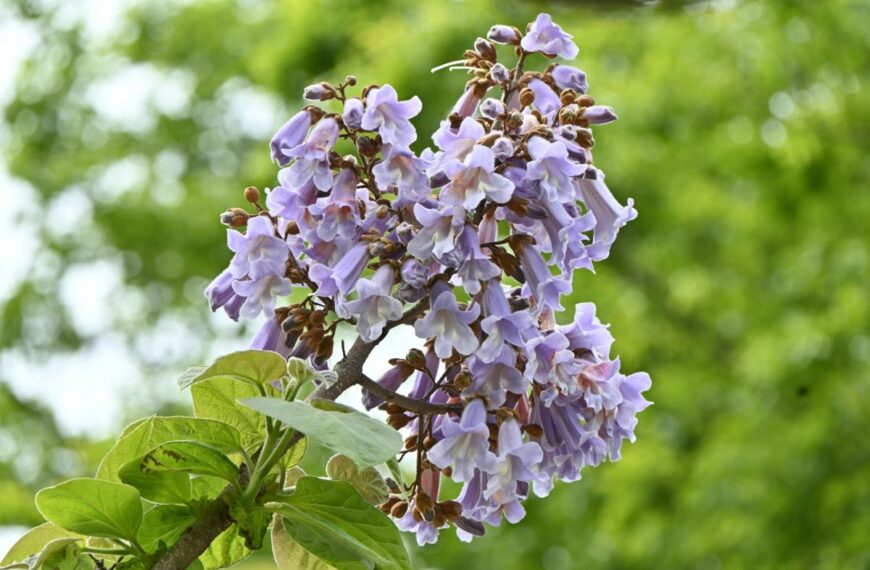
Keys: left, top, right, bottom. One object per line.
{"left": 206, "top": 12, "right": 650, "bottom": 545}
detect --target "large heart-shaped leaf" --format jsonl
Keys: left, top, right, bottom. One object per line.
{"left": 199, "top": 525, "right": 252, "bottom": 570}
{"left": 96, "top": 416, "right": 244, "bottom": 482}
{"left": 179, "top": 350, "right": 287, "bottom": 389}
{"left": 271, "top": 516, "right": 337, "bottom": 570}
{"left": 1, "top": 523, "right": 79, "bottom": 566}
{"left": 326, "top": 455, "right": 389, "bottom": 504}
{"left": 192, "top": 378, "right": 264, "bottom": 448}
{"left": 118, "top": 458, "right": 191, "bottom": 504}
{"left": 241, "top": 398, "right": 402, "bottom": 468}
{"left": 137, "top": 505, "right": 197, "bottom": 554}
{"left": 140, "top": 442, "right": 240, "bottom": 487}
{"left": 267, "top": 477, "right": 411, "bottom": 570}
{"left": 35, "top": 479, "right": 143, "bottom": 541}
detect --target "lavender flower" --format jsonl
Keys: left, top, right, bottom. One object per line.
{"left": 227, "top": 215, "right": 288, "bottom": 279}
{"left": 551, "top": 64, "right": 589, "bottom": 93}
{"left": 343, "top": 264, "right": 403, "bottom": 342}
{"left": 361, "top": 84, "right": 422, "bottom": 147}
{"left": 485, "top": 419, "right": 542, "bottom": 505}
{"left": 372, "top": 144, "right": 431, "bottom": 201}
{"left": 414, "top": 282, "right": 480, "bottom": 358}
{"left": 342, "top": 97, "right": 364, "bottom": 130}
{"left": 526, "top": 136, "right": 585, "bottom": 203}
{"left": 283, "top": 117, "right": 339, "bottom": 191}
{"left": 427, "top": 400, "right": 494, "bottom": 482}
{"left": 583, "top": 105, "right": 618, "bottom": 125}
{"left": 521, "top": 13, "right": 579, "bottom": 60}
{"left": 204, "top": 268, "right": 245, "bottom": 321}
{"left": 441, "top": 145, "right": 515, "bottom": 209}
{"left": 577, "top": 167, "right": 637, "bottom": 261}
{"left": 308, "top": 242, "right": 370, "bottom": 298}
{"left": 232, "top": 259, "right": 293, "bottom": 319}
{"left": 270, "top": 109, "right": 311, "bottom": 166}
{"left": 487, "top": 25, "right": 521, "bottom": 45}
{"left": 406, "top": 203, "right": 465, "bottom": 261}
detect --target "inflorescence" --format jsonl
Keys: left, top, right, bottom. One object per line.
{"left": 205, "top": 12, "right": 652, "bottom": 545}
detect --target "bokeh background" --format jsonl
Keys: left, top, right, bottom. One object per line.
{"left": 1, "top": 0, "right": 868, "bottom": 568}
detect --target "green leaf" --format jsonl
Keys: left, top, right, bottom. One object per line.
{"left": 271, "top": 516, "right": 337, "bottom": 570}
{"left": 325, "top": 455, "right": 389, "bottom": 505}
{"left": 240, "top": 399, "right": 402, "bottom": 468}
{"left": 191, "top": 378, "right": 264, "bottom": 448}
{"left": 198, "top": 525, "right": 252, "bottom": 570}
{"left": 141, "top": 442, "right": 240, "bottom": 487}
{"left": 282, "top": 436, "right": 307, "bottom": 470}
{"left": 283, "top": 467, "right": 307, "bottom": 489}
{"left": 35, "top": 541, "right": 94, "bottom": 570}
{"left": 1, "top": 524, "right": 78, "bottom": 566}
{"left": 180, "top": 350, "right": 287, "bottom": 389}
{"left": 118, "top": 458, "right": 191, "bottom": 504}
{"left": 96, "top": 417, "right": 244, "bottom": 482}
{"left": 137, "top": 505, "right": 197, "bottom": 554}
{"left": 267, "top": 477, "right": 411, "bottom": 570}
{"left": 35, "top": 479, "right": 143, "bottom": 541}
{"left": 190, "top": 477, "right": 227, "bottom": 502}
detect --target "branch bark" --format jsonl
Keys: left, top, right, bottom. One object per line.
{"left": 357, "top": 374, "right": 461, "bottom": 415}
{"left": 152, "top": 337, "right": 378, "bottom": 570}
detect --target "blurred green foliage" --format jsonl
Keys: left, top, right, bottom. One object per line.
{"left": 2, "top": 0, "right": 869, "bottom": 568}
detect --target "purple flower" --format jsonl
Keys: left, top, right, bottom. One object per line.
{"left": 478, "top": 283, "right": 537, "bottom": 362}
{"left": 395, "top": 498, "right": 441, "bottom": 546}
{"left": 487, "top": 25, "right": 521, "bottom": 45}
{"left": 249, "top": 318, "right": 290, "bottom": 357}
{"left": 427, "top": 399, "right": 494, "bottom": 482}
{"left": 342, "top": 97, "right": 364, "bottom": 130}
{"left": 400, "top": 258, "right": 429, "bottom": 289}
{"left": 454, "top": 227, "right": 500, "bottom": 295}
{"left": 430, "top": 117, "right": 486, "bottom": 174}
{"left": 576, "top": 359, "right": 625, "bottom": 413}
{"left": 270, "top": 109, "right": 311, "bottom": 166}
{"left": 517, "top": 241, "right": 571, "bottom": 313}
{"left": 204, "top": 268, "right": 245, "bottom": 321}
{"left": 604, "top": 370, "right": 652, "bottom": 460}
{"left": 491, "top": 136, "right": 514, "bottom": 161}
{"left": 308, "top": 242, "right": 370, "bottom": 298}
{"left": 372, "top": 144, "right": 431, "bottom": 201}
{"left": 485, "top": 419, "right": 542, "bottom": 505}
{"left": 583, "top": 105, "right": 618, "bottom": 125}
{"left": 521, "top": 13, "right": 579, "bottom": 60}
{"left": 308, "top": 167, "right": 361, "bottom": 242}
{"left": 406, "top": 203, "right": 465, "bottom": 261}
{"left": 526, "top": 136, "right": 585, "bottom": 203}
{"left": 227, "top": 216, "right": 288, "bottom": 279}
{"left": 361, "top": 84, "right": 422, "bottom": 147}
{"left": 558, "top": 302, "right": 614, "bottom": 359}
{"left": 577, "top": 167, "right": 637, "bottom": 261}
{"left": 480, "top": 98, "right": 505, "bottom": 120}
{"left": 441, "top": 145, "right": 515, "bottom": 210}
{"left": 465, "top": 352, "right": 529, "bottom": 407}
{"left": 414, "top": 282, "right": 480, "bottom": 358}
{"left": 283, "top": 117, "right": 339, "bottom": 191}
{"left": 232, "top": 259, "right": 293, "bottom": 319}
{"left": 490, "top": 63, "right": 510, "bottom": 84}
{"left": 527, "top": 79, "right": 562, "bottom": 120}
{"left": 551, "top": 65, "right": 589, "bottom": 94}
{"left": 452, "top": 83, "right": 486, "bottom": 118}
{"left": 343, "top": 264, "right": 403, "bottom": 342}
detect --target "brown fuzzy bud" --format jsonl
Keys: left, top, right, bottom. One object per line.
{"left": 505, "top": 111, "right": 523, "bottom": 130}
{"left": 375, "top": 204, "right": 390, "bottom": 219}
{"left": 495, "top": 408, "right": 515, "bottom": 422}
{"left": 560, "top": 89, "right": 577, "bottom": 106}
{"left": 423, "top": 435, "right": 437, "bottom": 450}
{"left": 453, "top": 370, "right": 472, "bottom": 390}
{"left": 406, "top": 348, "right": 426, "bottom": 370}
{"left": 345, "top": 75, "right": 357, "bottom": 86}
{"left": 474, "top": 37, "right": 497, "bottom": 62}
{"left": 519, "top": 88, "right": 535, "bottom": 108}
{"left": 523, "top": 423, "right": 544, "bottom": 438}
{"left": 220, "top": 208, "right": 249, "bottom": 228}
{"left": 244, "top": 186, "right": 260, "bottom": 204}
{"left": 404, "top": 435, "right": 418, "bottom": 450}
{"left": 577, "top": 94, "right": 595, "bottom": 107}
{"left": 390, "top": 501, "right": 409, "bottom": 518}
{"left": 415, "top": 491, "right": 435, "bottom": 514}
{"left": 356, "top": 136, "right": 379, "bottom": 158}
{"left": 388, "top": 413, "right": 411, "bottom": 430}
{"left": 439, "top": 500, "right": 463, "bottom": 520}
{"left": 575, "top": 128, "right": 595, "bottom": 148}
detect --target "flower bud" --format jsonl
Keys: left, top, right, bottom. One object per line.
{"left": 342, "top": 97, "right": 364, "bottom": 130}
{"left": 489, "top": 62, "right": 510, "bottom": 84}
{"left": 474, "top": 37, "right": 497, "bottom": 62}
{"left": 487, "top": 24, "right": 521, "bottom": 45}
{"left": 551, "top": 64, "right": 589, "bottom": 94}
{"left": 390, "top": 501, "right": 409, "bottom": 518}
{"left": 576, "top": 94, "right": 595, "bottom": 107}
{"left": 344, "top": 75, "right": 357, "bottom": 86}
{"left": 220, "top": 208, "right": 249, "bottom": 228}
{"left": 243, "top": 186, "right": 260, "bottom": 204}
{"left": 356, "top": 136, "right": 379, "bottom": 158}
{"left": 303, "top": 82, "right": 335, "bottom": 101}
{"left": 491, "top": 136, "right": 514, "bottom": 160}
{"left": 559, "top": 89, "right": 576, "bottom": 106}
{"left": 582, "top": 105, "right": 618, "bottom": 125}
{"left": 396, "top": 283, "right": 424, "bottom": 303}
{"left": 395, "top": 221, "right": 415, "bottom": 245}
{"left": 480, "top": 98, "right": 505, "bottom": 119}
{"left": 519, "top": 87, "right": 535, "bottom": 108}
{"left": 505, "top": 111, "right": 523, "bottom": 130}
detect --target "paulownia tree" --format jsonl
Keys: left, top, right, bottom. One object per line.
{"left": 2, "top": 13, "right": 651, "bottom": 570}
